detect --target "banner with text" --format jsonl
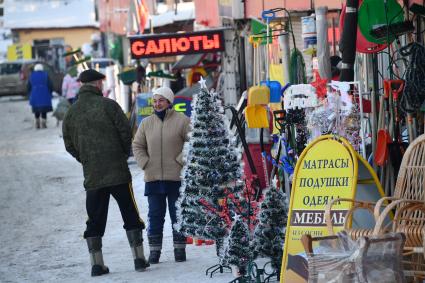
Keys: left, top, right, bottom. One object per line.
{"left": 136, "top": 94, "right": 192, "bottom": 126}
{"left": 280, "top": 137, "right": 357, "bottom": 282}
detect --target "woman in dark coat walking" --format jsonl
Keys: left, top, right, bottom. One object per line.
{"left": 28, "top": 63, "right": 53, "bottom": 129}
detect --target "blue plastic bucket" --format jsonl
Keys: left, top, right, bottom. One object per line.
{"left": 261, "top": 80, "right": 282, "bottom": 103}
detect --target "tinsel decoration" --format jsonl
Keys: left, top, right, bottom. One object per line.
{"left": 307, "top": 105, "right": 335, "bottom": 134}
{"left": 342, "top": 103, "right": 361, "bottom": 151}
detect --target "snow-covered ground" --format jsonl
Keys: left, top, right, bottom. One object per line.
{"left": 0, "top": 96, "right": 235, "bottom": 283}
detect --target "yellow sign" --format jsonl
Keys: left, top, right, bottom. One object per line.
{"left": 7, "top": 44, "right": 32, "bottom": 61}
{"left": 280, "top": 136, "right": 357, "bottom": 282}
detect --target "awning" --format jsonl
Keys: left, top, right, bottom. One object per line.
{"left": 171, "top": 53, "right": 204, "bottom": 71}
{"left": 175, "top": 75, "right": 214, "bottom": 98}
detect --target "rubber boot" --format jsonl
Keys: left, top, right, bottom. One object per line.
{"left": 126, "top": 229, "right": 150, "bottom": 271}
{"left": 86, "top": 237, "right": 109, "bottom": 277}
{"left": 41, "top": 118, "right": 47, "bottom": 129}
{"left": 173, "top": 231, "right": 186, "bottom": 262}
{"left": 148, "top": 234, "right": 162, "bottom": 264}
{"left": 35, "top": 118, "right": 40, "bottom": 129}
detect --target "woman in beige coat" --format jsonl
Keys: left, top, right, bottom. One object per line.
{"left": 132, "top": 86, "right": 190, "bottom": 264}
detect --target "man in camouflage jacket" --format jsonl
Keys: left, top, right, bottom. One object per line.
{"left": 62, "top": 69, "right": 149, "bottom": 277}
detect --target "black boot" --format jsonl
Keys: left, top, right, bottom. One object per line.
{"left": 148, "top": 235, "right": 162, "bottom": 264}
{"left": 173, "top": 231, "right": 186, "bottom": 262}
{"left": 86, "top": 237, "right": 109, "bottom": 277}
{"left": 126, "top": 229, "right": 150, "bottom": 271}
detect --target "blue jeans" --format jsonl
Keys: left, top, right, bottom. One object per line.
{"left": 147, "top": 189, "right": 180, "bottom": 236}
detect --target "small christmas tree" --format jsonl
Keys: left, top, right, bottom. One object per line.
{"left": 252, "top": 180, "right": 289, "bottom": 272}
{"left": 175, "top": 78, "right": 244, "bottom": 242}
{"left": 223, "top": 216, "right": 252, "bottom": 274}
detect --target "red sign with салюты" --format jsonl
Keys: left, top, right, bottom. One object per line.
{"left": 129, "top": 30, "right": 225, "bottom": 59}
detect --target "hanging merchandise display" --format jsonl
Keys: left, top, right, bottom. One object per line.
{"left": 329, "top": 81, "right": 364, "bottom": 156}
{"left": 283, "top": 84, "right": 319, "bottom": 155}
{"left": 339, "top": 1, "right": 387, "bottom": 54}
{"left": 399, "top": 42, "right": 425, "bottom": 114}
{"left": 283, "top": 85, "right": 319, "bottom": 110}
{"left": 290, "top": 49, "right": 307, "bottom": 84}
{"left": 357, "top": 0, "right": 404, "bottom": 44}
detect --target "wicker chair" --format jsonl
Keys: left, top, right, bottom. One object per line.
{"left": 301, "top": 232, "right": 406, "bottom": 283}
{"left": 325, "top": 134, "right": 425, "bottom": 280}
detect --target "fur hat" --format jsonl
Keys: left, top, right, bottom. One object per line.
{"left": 152, "top": 86, "right": 174, "bottom": 104}
{"left": 34, "top": 64, "right": 44, "bottom": 71}
{"left": 78, "top": 69, "right": 105, "bottom": 83}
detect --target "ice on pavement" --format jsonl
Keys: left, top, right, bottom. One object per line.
{"left": 0, "top": 96, "right": 235, "bottom": 283}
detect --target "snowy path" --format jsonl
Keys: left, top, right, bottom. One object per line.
{"left": 0, "top": 96, "right": 234, "bottom": 283}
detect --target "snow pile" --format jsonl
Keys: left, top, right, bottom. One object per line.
{"left": 0, "top": 96, "right": 235, "bottom": 283}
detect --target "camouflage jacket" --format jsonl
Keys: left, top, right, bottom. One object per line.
{"left": 62, "top": 84, "right": 132, "bottom": 190}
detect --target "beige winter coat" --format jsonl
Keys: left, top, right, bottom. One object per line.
{"left": 132, "top": 109, "right": 190, "bottom": 182}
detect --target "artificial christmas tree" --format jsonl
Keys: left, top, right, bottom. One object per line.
{"left": 252, "top": 180, "right": 289, "bottom": 278}
{"left": 223, "top": 216, "right": 252, "bottom": 276}
{"left": 175, "top": 79, "right": 245, "bottom": 243}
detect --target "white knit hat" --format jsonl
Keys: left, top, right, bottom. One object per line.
{"left": 34, "top": 64, "right": 44, "bottom": 71}
{"left": 152, "top": 86, "right": 174, "bottom": 104}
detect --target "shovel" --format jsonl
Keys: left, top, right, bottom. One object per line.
{"left": 245, "top": 105, "right": 269, "bottom": 128}
{"left": 374, "top": 92, "right": 390, "bottom": 166}
{"left": 245, "top": 37, "right": 270, "bottom": 128}
{"left": 260, "top": 8, "right": 282, "bottom": 103}
{"left": 385, "top": 79, "right": 408, "bottom": 176}
{"left": 248, "top": 38, "right": 270, "bottom": 104}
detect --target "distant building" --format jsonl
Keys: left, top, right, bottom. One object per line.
{"left": 3, "top": 0, "right": 100, "bottom": 70}
{"left": 98, "top": 0, "right": 195, "bottom": 66}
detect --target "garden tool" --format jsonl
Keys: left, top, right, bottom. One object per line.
{"left": 260, "top": 127, "right": 270, "bottom": 188}
{"left": 245, "top": 37, "right": 269, "bottom": 128}
{"left": 374, "top": 90, "right": 390, "bottom": 167}
{"left": 260, "top": 8, "right": 282, "bottom": 103}
{"left": 385, "top": 79, "right": 408, "bottom": 177}
{"left": 247, "top": 38, "right": 270, "bottom": 105}
{"left": 245, "top": 106, "right": 269, "bottom": 129}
